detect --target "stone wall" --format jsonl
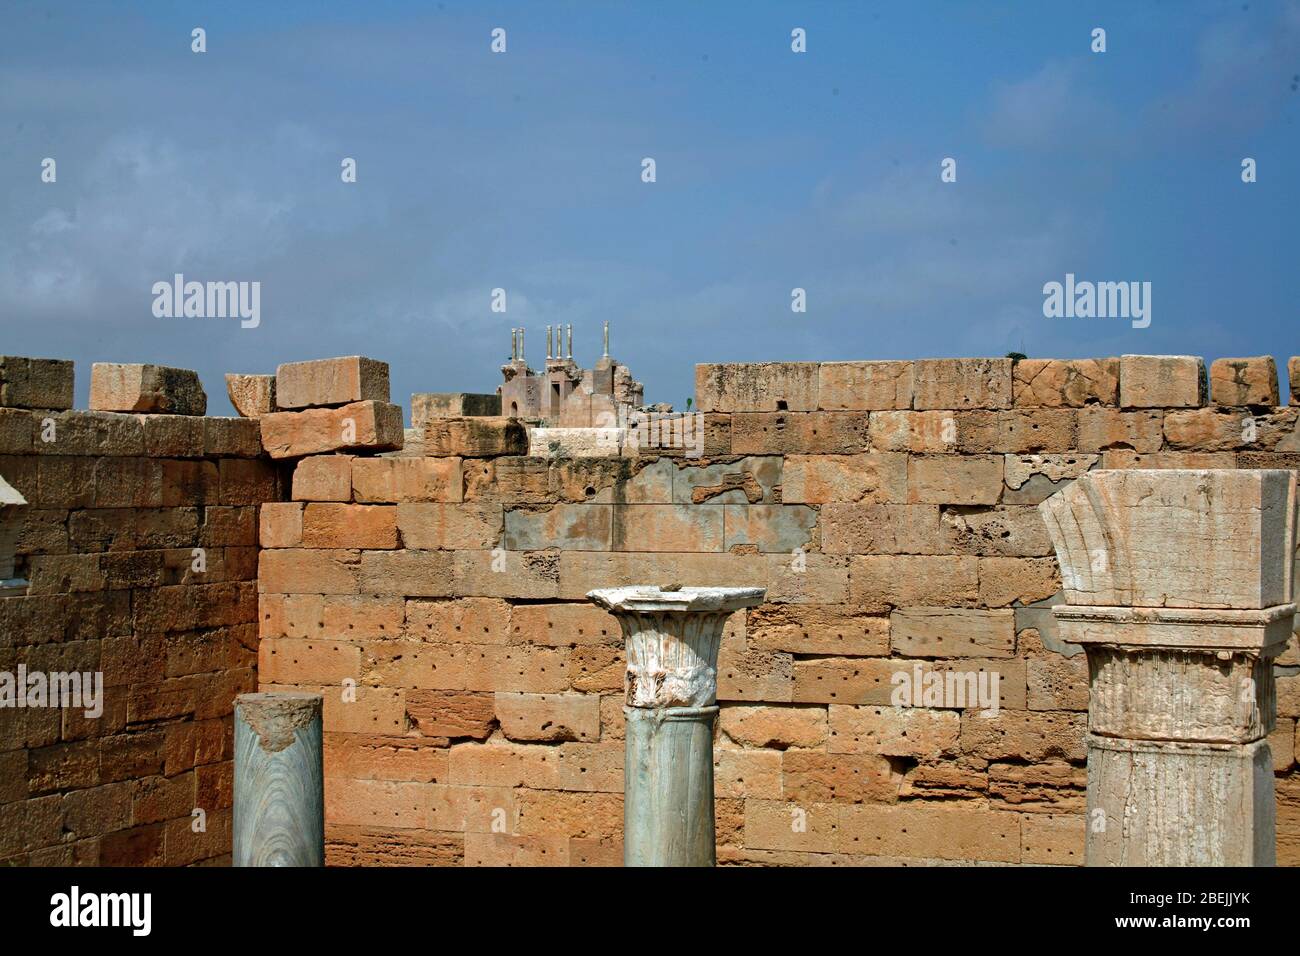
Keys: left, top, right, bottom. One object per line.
{"left": 259, "top": 353, "right": 1300, "bottom": 866}
{"left": 0, "top": 359, "right": 283, "bottom": 865}
{"left": 7, "top": 352, "right": 1300, "bottom": 867}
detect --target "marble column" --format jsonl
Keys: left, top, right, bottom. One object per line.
{"left": 233, "top": 691, "right": 325, "bottom": 867}
{"left": 587, "top": 585, "right": 766, "bottom": 867}
{"left": 1040, "top": 469, "right": 1296, "bottom": 866}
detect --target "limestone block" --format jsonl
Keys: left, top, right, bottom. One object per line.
{"left": 504, "top": 503, "right": 613, "bottom": 551}
{"left": 817, "top": 361, "right": 913, "bottom": 410}
{"left": 259, "top": 401, "right": 403, "bottom": 458}
{"left": 1118, "top": 355, "right": 1205, "bottom": 408}
{"left": 730, "top": 412, "right": 870, "bottom": 455}
{"left": 912, "top": 358, "right": 1012, "bottom": 410}
{"left": 1075, "top": 408, "right": 1163, "bottom": 453}
{"left": 890, "top": 607, "right": 1015, "bottom": 658}
{"left": 528, "top": 427, "right": 625, "bottom": 458}
{"left": 782, "top": 453, "right": 906, "bottom": 504}
{"left": 292, "top": 455, "right": 354, "bottom": 501}
{"left": 352, "top": 456, "right": 461, "bottom": 503}
{"left": 1039, "top": 469, "right": 1297, "bottom": 609}
{"left": 1210, "top": 356, "right": 1278, "bottom": 407}
{"left": 411, "top": 392, "right": 501, "bottom": 428}
{"left": 224, "top": 373, "right": 276, "bottom": 418}
{"left": 276, "top": 356, "right": 389, "bottom": 410}
{"left": 1012, "top": 358, "right": 1119, "bottom": 407}
{"left": 90, "top": 363, "right": 207, "bottom": 415}
{"left": 695, "top": 362, "right": 820, "bottom": 412}
{"left": 671, "top": 456, "right": 782, "bottom": 505}
{"left": 820, "top": 503, "right": 944, "bottom": 555}
{"left": 612, "top": 503, "right": 724, "bottom": 552}
{"left": 1003, "top": 454, "right": 1098, "bottom": 505}
{"left": 827, "top": 705, "right": 959, "bottom": 759}
{"left": 425, "top": 417, "right": 527, "bottom": 457}
{"left": 1291, "top": 357, "right": 1300, "bottom": 406}
{"left": 0, "top": 356, "right": 74, "bottom": 410}
{"left": 907, "top": 455, "right": 1002, "bottom": 505}
{"left": 722, "top": 504, "right": 816, "bottom": 553}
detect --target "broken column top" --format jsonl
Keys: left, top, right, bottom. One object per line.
{"left": 1039, "top": 468, "right": 1297, "bottom": 611}
{"left": 588, "top": 586, "right": 767, "bottom": 614}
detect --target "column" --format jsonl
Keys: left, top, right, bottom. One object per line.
{"left": 587, "top": 585, "right": 766, "bottom": 867}
{"left": 1040, "top": 468, "right": 1296, "bottom": 866}
{"left": 233, "top": 691, "right": 325, "bottom": 867}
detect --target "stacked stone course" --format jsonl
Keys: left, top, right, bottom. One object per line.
{"left": 259, "top": 352, "right": 1300, "bottom": 866}
{"left": 7, "top": 351, "right": 1300, "bottom": 866}
{"left": 1, "top": 358, "right": 282, "bottom": 865}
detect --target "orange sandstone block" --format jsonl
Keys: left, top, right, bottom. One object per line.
{"left": 1209, "top": 356, "right": 1278, "bottom": 407}
{"left": 276, "top": 356, "right": 389, "bottom": 410}
{"left": 352, "top": 456, "right": 462, "bottom": 503}
{"left": 257, "top": 548, "right": 359, "bottom": 594}
{"left": 260, "top": 401, "right": 403, "bottom": 459}
{"left": 258, "top": 502, "right": 303, "bottom": 548}
{"left": 302, "top": 503, "right": 398, "bottom": 549}
{"left": 292, "top": 455, "right": 354, "bottom": 501}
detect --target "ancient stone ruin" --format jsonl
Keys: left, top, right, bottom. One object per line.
{"left": 3, "top": 350, "right": 1300, "bottom": 866}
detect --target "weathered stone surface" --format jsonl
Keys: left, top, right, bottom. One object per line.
{"left": 260, "top": 401, "right": 403, "bottom": 458}
{"left": 292, "top": 455, "right": 354, "bottom": 501}
{"left": 1012, "top": 358, "right": 1118, "bottom": 407}
{"left": 1040, "top": 468, "right": 1296, "bottom": 609}
{"left": 276, "top": 356, "right": 389, "bottom": 410}
{"left": 979, "top": 557, "right": 1060, "bottom": 608}
{"left": 828, "top": 705, "right": 959, "bottom": 758}
{"left": 495, "top": 693, "right": 599, "bottom": 742}
{"left": 0, "top": 357, "right": 74, "bottom": 410}
{"left": 696, "top": 362, "right": 820, "bottom": 412}
{"left": 411, "top": 392, "right": 501, "bottom": 428}
{"left": 941, "top": 506, "right": 1054, "bottom": 557}
{"left": 90, "top": 363, "right": 207, "bottom": 415}
{"left": 1003, "top": 454, "right": 1097, "bottom": 504}
{"left": 1210, "top": 356, "right": 1278, "bottom": 407}
{"left": 719, "top": 704, "right": 827, "bottom": 749}
{"left": 505, "top": 503, "right": 613, "bottom": 551}
{"left": 868, "top": 410, "right": 957, "bottom": 453}
{"left": 731, "top": 412, "right": 870, "bottom": 455}
{"left": 528, "top": 427, "right": 625, "bottom": 458}
{"left": 1291, "top": 357, "right": 1300, "bottom": 406}
{"left": 224, "top": 373, "right": 276, "bottom": 418}
{"left": 353, "top": 456, "right": 460, "bottom": 503}
{"left": 1075, "top": 407, "right": 1163, "bottom": 453}
{"left": 782, "top": 453, "right": 906, "bottom": 504}
{"left": 398, "top": 502, "right": 501, "bottom": 550}
{"left": 782, "top": 751, "right": 902, "bottom": 804}
{"left": 1119, "top": 355, "right": 1205, "bottom": 408}
{"left": 907, "top": 455, "right": 1002, "bottom": 505}
{"left": 613, "top": 503, "right": 724, "bottom": 552}
{"left": 850, "top": 555, "right": 979, "bottom": 609}
{"left": 817, "top": 361, "right": 913, "bottom": 410}
{"left": 890, "top": 608, "right": 1016, "bottom": 658}
{"left": 821, "top": 503, "right": 943, "bottom": 555}
{"left": 913, "top": 358, "right": 1012, "bottom": 410}
{"left": 722, "top": 504, "right": 816, "bottom": 553}
{"left": 425, "top": 417, "right": 527, "bottom": 457}
{"left": 671, "top": 456, "right": 781, "bottom": 504}
{"left": 748, "top": 603, "right": 890, "bottom": 656}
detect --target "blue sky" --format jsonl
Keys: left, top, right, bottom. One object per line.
{"left": 2, "top": 1, "right": 1297, "bottom": 413}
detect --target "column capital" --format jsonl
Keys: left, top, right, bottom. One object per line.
{"left": 588, "top": 586, "right": 765, "bottom": 709}
{"left": 1040, "top": 468, "right": 1296, "bottom": 612}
